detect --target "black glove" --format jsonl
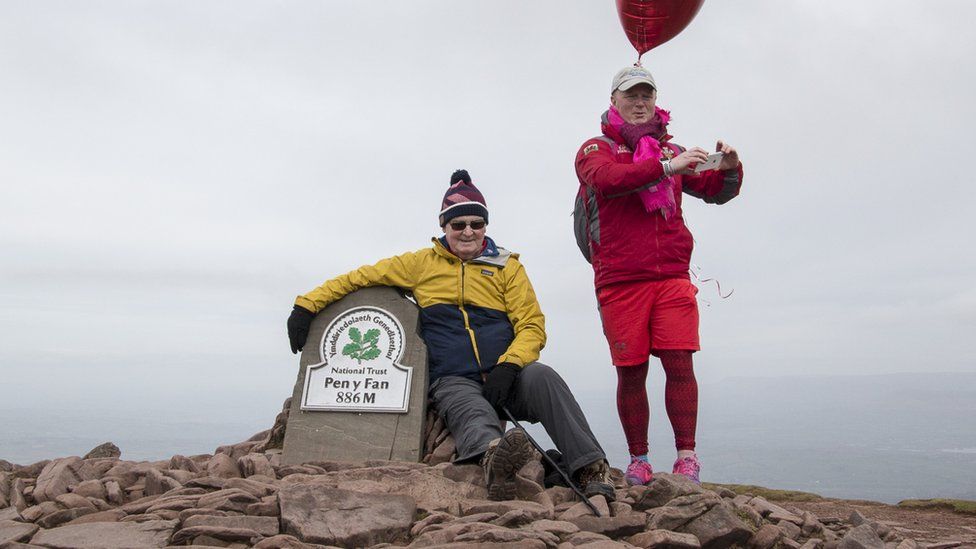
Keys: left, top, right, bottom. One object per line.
{"left": 482, "top": 362, "right": 521, "bottom": 410}
{"left": 287, "top": 305, "right": 315, "bottom": 354}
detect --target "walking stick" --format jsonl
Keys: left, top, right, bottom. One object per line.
{"left": 501, "top": 406, "right": 602, "bottom": 517}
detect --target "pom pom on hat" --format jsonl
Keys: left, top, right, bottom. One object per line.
{"left": 450, "top": 169, "right": 471, "bottom": 186}
{"left": 439, "top": 169, "right": 488, "bottom": 226}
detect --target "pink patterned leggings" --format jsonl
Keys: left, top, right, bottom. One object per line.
{"left": 615, "top": 350, "right": 698, "bottom": 456}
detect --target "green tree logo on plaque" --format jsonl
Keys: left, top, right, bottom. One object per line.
{"left": 342, "top": 327, "right": 381, "bottom": 364}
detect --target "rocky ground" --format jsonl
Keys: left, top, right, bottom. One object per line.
{"left": 2, "top": 405, "right": 974, "bottom": 549}
{"left": 788, "top": 500, "right": 976, "bottom": 548}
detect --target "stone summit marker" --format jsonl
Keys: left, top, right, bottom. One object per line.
{"left": 281, "top": 286, "right": 428, "bottom": 465}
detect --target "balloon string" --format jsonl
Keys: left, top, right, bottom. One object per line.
{"left": 690, "top": 263, "right": 734, "bottom": 302}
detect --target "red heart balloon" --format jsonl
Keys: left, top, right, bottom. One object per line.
{"left": 616, "top": 0, "right": 706, "bottom": 58}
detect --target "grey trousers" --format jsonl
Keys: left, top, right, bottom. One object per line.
{"left": 428, "top": 362, "right": 605, "bottom": 475}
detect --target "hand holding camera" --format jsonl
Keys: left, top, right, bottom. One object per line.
{"left": 669, "top": 147, "right": 710, "bottom": 175}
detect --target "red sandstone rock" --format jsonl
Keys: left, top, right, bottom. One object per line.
{"left": 144, "top": 468, "right": 182, "bottom": 496}
{"left": 206, "top": 453, "right": 242, "bottom": 479}
{"left": 0, "top": 519, "right": 39, "bottom": 545}
{"left": 63, "top": 508, "right": 127, "bottom": 526}
{"left": 32, "top": 458, "right": 96, "bottom": 504}
{"left": 53, "top": 492, "right": 95, "bottom": 510}
{"left": 82, "top": 443, "right": 120, "bottom": 460}
{"left": 169, "top": 525, "right": 261, "bottom": 545}
{"left": 168, "top": 455, "right": 202, "bottom": 473}
{"left": 278, "top": 484, "right": 415, "bottom": 547}
{"left": 252, "top": 533, "right": 334, "bottom": 549}
{"left": 629, "top": 529, "right": 703, "bottom": 549}
{"left": 223, "top": 477, "right": 277, "bottom": 498}
{"left": 246, "top": 495, "right": 280, "bottom": 517}
{"left": 69, "top": 479, "right": 106, "bottom": 502}
{"left": 30, "top": 519, "right": 177, "bottom": 548}
{"left": 196, "top": 488, "right": 259, "bottom": 513}
{"left": 182, "top": 514, "right": 280, "bottom": 537}
{"left": 37, "top": 507, "right": 98, "bottom": 529}
{"left": 427, "top": 436, "right": 457, "bottom": 466}
{"left": 104, "top": 480, "right": 124, "bottom": 506}
{"left": 458, "top": 498, "right": 553, "bottom": 521}
{"left": 678, "top": 504, "right": 753, "bottom": 549}
{"left": 238, "top": 453, "right": 275, "bottom": 478}
{"left": 21, "top": 501, "right": 61, "bottom": 523}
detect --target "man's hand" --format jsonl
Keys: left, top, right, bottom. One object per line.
{"left": 716, "top": 140, "right": 740, "bottom": 170}
{"left": 287, "top": 305, "right": 316, "bottom": 354}
{"left": 669, "top": 147, "right": 710, "bottom": 175}
{"left": 483, "top": 363, "right": 521, "bottom": 409}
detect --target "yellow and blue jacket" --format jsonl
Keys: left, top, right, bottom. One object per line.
{"left": 295, "top": 236, "right": 546, "bottom": 383}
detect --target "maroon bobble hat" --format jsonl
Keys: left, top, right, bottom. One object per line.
{"left": 439, "top": 169, "right": 489, "bottom": 226}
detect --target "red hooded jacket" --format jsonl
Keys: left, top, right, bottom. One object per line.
{"left": 574, "top": 119, "right": 743, "bottom": 289}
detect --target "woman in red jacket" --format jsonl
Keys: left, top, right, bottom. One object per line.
{"left": 574, "top": 65, "right": 743, "bottom": 485}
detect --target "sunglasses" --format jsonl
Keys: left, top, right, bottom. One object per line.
{"left": 448, "top": 219, "right": 486, "bottom": 231}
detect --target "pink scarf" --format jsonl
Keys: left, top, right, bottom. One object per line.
{"left": 607, "top": 105, "right": 676, "bottom": 219}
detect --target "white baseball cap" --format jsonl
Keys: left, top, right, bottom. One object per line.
{"left": 611, "top": 65, "right": 657, "bottom": 94}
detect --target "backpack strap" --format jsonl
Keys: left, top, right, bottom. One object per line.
{"left": 573, "top": 136, "right": 671, "bottom": 263}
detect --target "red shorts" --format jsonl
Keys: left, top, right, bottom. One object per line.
{"left": 597, "top": 278, "right": 700, "bottom": 366}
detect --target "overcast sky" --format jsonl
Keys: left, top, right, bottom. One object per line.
{"left": 2, "top": 1, "right": 975, "bottom": 459}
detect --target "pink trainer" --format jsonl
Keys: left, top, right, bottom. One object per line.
{"left": 624, "top": 457, "right": 653, "bottom": 486}
{"left": 672, "top": 455, "right": 701, "bottom": 484}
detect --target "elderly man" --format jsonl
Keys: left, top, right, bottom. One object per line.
{"left": 574, "top": 66, "right": 744, "bottom": 486}
{"left": 288, "top": 169, "right": 614, "bottom": 501}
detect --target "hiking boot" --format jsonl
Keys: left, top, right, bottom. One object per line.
{"left": 481, "top": 428, "right": 535, "bottom": 501}
{"left": 624, "top": 456, "right": 653, "bottom": 486}
{"left": 576, "top": 459, "right": 616, "bottom": 502}
{"left": 672, "top": 454, "right": 701, "bottom": 484}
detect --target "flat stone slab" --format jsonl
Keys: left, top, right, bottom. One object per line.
{"left": 629, "top": 529, "right": 702, "bottom": 549}
{"left": 282, "top": 287, "right": 428, "bottom": 464}
{"left": 459, "top": 499, "right": 553, "bottom": 521}
{"left": 0, "top": 507, "right": 23, "bottom": 521}
{"left": 278, "top": 483, "right": 415, "bottom": 546}
{"left": 279, "top": 465, "right": 484, "bottom": 513}
{"left": 567, "top": 512, "right": 647, "bottom": 538}
{"left": 29, "top": 519, "right": 177, "bottom": 548}
{"left": 0, "top": 519, "right": 39, "bottom": 545}
{"left": 181, "top": 514, "right": 280, "bottom": 537}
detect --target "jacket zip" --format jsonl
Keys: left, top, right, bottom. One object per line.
{"left": 457, "top": 261, "right": 483, "bottom": 376}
